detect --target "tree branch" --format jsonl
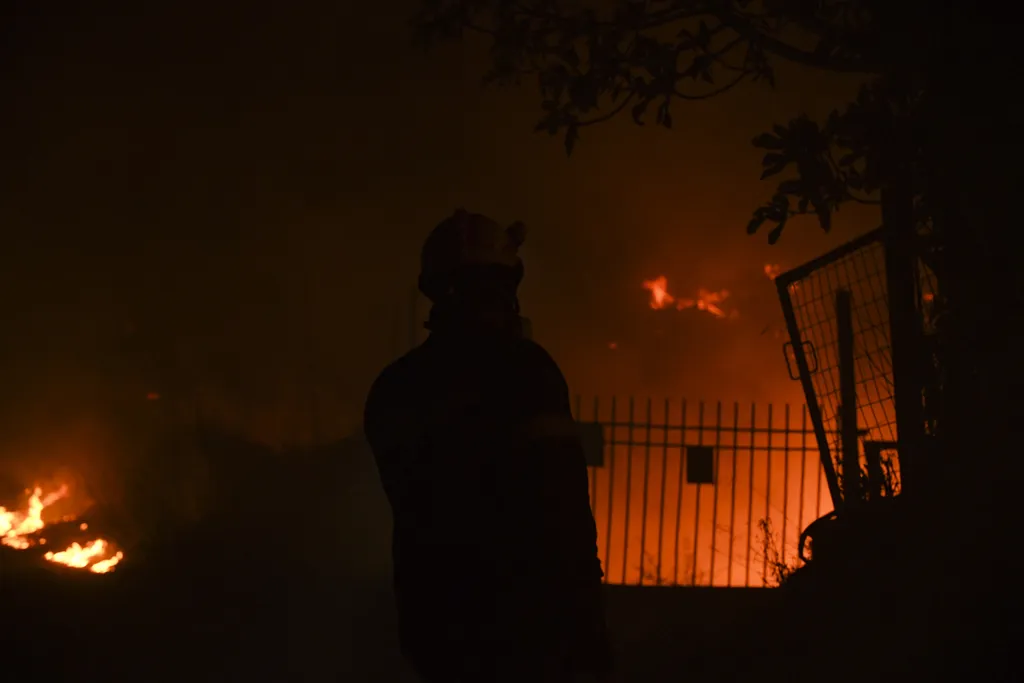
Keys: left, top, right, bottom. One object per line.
{"left": 578, "top": 91, "right": 637, "bottom": 126}
{"left": 674, "top": 69, "right": 749, "bottom": 99}
{"left": 715, "top": 8, "right": 881, "bottom": 74}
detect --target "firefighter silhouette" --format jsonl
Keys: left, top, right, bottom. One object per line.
{"left": 364, "top": 210, "right": 611, "bottom": 682}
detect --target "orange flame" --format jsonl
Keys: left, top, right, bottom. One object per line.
{"left": 642, "top": 276, "right": 675, "bottom": 310}
{"left": 0, "top": 486, "right": 124, "bottom": 574}
{"left": 764, "top": 264, "right": 782, "bottom": 280}
{"left": 642, "top": 276, "right": 737, "bottom": 319}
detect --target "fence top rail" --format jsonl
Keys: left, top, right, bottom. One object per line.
{"left": 599, "top": 439, "right": 830, "bottom": 452}
{"left": 572, "top": 398, "right": 815, "bottom": 409}
{"left": 774, "top": 226, "right": 885, "bottom": 288}
{"left": 582, "top": 421, "right": 832, "bottom": 435}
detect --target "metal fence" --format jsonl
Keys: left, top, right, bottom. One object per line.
{"left": 774, "top": 227, "right": 938, "bottom": 501}
{"left": 574, "top": 397, "right": 834, "bottom": 588}
{"left": 776, "top": 229, "right": 895, "bottom": 503}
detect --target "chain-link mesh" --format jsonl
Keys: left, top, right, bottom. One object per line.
{"left": 778, "top": 232, "right": 896, "bottom": 482}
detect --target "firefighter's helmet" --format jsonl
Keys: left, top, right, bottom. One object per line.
{"left": 418, "top": 209, "right": 526, "bottom": 302}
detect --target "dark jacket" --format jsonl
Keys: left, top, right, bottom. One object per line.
{"left": 363, "top": 324, "right": 609, "bottom": 678}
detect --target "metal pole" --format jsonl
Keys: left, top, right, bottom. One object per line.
{"left": 882, "top": 134, "right": 925, "bottom": 495}
{"left": 836, "top": 289, "right": 860, "bottom": 506}
{"left": 777, "top": 283, "right": 844, "bottom": 509}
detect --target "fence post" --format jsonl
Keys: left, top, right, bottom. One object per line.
{"left": 638, "top": 398, "right": 653, "bottom": 585}
{"left": 605, "top": 397, "right": 617, "bottom": 583}
{"left": 882, "top": 149, "right": 925, "bottom": 496}
{"left": 691, "top": 401, "right": 705, "bottom": 586}
{"left": 673, "top": 400, "right": 688, "bottom": 586}
{"left": 836, "top": 289, "right": 860, "bottom": 506}
{"left": 864, "top": 441, "right": 884, "bottom": 501}
{"left": 656, "top": 399, "right": 670, "bottom": 585}
{"left": 621, "top": 397, "right": 635, "bottom": 584}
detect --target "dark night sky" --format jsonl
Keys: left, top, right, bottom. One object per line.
{"left": 2, "top": 1, "right": 879, "bottom": 450}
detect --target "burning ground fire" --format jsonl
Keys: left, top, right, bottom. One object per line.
{"left": 0, "top": 486, "right": 123, "bottom": 574}
{"left": 642, "top": 275, "right": 738, "bottom": 319}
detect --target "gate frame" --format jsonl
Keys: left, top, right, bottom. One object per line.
{"left": 774, "top": 227, "right": 888, "bottom": 511}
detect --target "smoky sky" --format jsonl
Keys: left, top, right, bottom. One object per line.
{"left": 2, "top": 1, "right": 880, "bottom": 448}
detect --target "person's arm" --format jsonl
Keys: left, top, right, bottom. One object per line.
{"left": 516, "top": 343, "right": 612, "bottom": 674}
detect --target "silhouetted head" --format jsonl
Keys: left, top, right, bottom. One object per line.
{"left": 418, "top": 209, "right": 527, "bottom": 333}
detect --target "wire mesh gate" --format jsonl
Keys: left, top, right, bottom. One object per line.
{"left": 773, "top": 227, "right": 938, "bottom": 503}
{"left": 575, "top": 397, "right": 835, "bottom": 588}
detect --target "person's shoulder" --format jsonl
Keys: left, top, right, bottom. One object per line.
{"left": 506, "top": 336, "right": 555, "bottom": 364}
{"left": 366, "top": 347, "right": 426, "bottom": 401}
{"left": 363, "top": 349, "right": 429, "bottom": 449}
{"left": 507, "top": 337, "right": 568, "bottom": 387}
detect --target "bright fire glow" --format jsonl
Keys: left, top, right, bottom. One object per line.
{"left": 642, "top": 275, "right": 675, "bottom": 309}
{"left": 0, "top": 486, "right": 124, "bottom": 574}
{"left": 642, "top": 276, "right": 737, "bottom": 319}
{"left": 764, "top": 264, "right": 782, "bottom": 280}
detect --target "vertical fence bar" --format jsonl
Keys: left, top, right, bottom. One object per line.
{"left": 691, "top": 401, "right": 705, "bottom": 587}
{"left": 621, "top": 397, "right": 636, "bottom": 583}
{"left": 745, "top": 403, "right": 756, "bottom": 588}
{"left": 781, "top": 404, "right": 790, "bottom": 565}
{"left": 816, "top": 436, "right": 823, "bottom": 519}
{"left": 638, "top": 398, "right": 653, "bottom": 585}
{"left": 799, "top": 405, "right": 808, "bottom": 538}
{"left": 763, "top": 403, "right": 774, "bottom": 584}
{"left": 837, "top": 289, "right": 860, "bottom": 507}
{"left": 656, "top": 399, "right": 670, "bottom": 585}
{"left": 709, "top": 401, "right": 723, "bottom": 586}
{"left": 605, "top": 397, "right": 617, "bottom": 582}
{"left": 673, "top": 400, "right": 688, "bottom": 586}
{"left": 728, "top": 402, "right": 739, "bottom": 587}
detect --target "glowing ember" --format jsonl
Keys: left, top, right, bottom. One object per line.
{"left": 0, "top": 486, "right": 124, "bottom": 573}
{"left": 642, "top": 276, "right": 737, "bottom": 319}
{"left": 764, "top": 263, "right": 800, "bottom": 290}
{"left": 677, "top": 287, "right": 733, "bottom": 318}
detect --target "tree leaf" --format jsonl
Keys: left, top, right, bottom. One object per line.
{"left": 632, "top": 99, "right": 650, "bottom": 125}
{"left": 752, "top": 133, "right": 785, "bottom": 150}
{"left": 768, "top": 220, "right": 787, "bottom": 245}
{"left": 777, "top": 179, "right": 802, "bottom": 195}
{"left": 817, "top": 205, "right": 832, "bottom": 232}
{"left": 696, "top": 20, "right": 711, "bottom": 49}
{"left": 838, "top": 152, "right": 860, "bottom": 167}
{"left": 562, "top": 46, "right": 580, "bottom": 68}
{"left": 761, "top": 161, "right": 789, "bottom": 180}
{"left": 746, "top": 215, "right": 766, "bottom": 235}
{"left": 564, "top": 124, "right": 580, "bottom": 156}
